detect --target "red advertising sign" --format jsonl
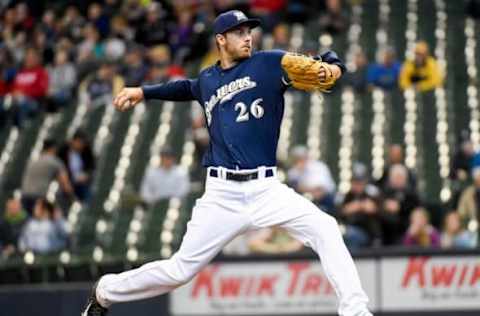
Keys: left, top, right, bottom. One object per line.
{"left": 170, "top": 260, "right": 376, "bottom": 315}
{"left": 381, "top": 256, "right": 480, "bottom": 311}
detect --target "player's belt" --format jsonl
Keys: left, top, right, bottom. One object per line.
{"left": 208, "top": 168, "right": 275, "bottom": 182}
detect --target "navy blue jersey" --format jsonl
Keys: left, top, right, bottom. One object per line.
{"left": 142, "top": 50, "right": 344, "bottom": 170}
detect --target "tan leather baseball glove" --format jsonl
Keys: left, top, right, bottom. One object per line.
{"left": 281, "top": 53, "right": 337, "bottom": 92}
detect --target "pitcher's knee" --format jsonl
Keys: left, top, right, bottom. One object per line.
{"left": 168, "top": 255, "right": 200, "bottom": 284}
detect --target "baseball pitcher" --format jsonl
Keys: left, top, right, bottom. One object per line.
{"left": 82, "top": 10, "right": 373, "bottom": 316}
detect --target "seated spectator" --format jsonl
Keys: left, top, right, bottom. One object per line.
{"left": 18, "top": 198, "right": 69, "bottom": 254}
{"left": 450, "top": 134, "right": 475, "bottom": 207}
{"left": 271, "top": 23, "right": 290, "bottom": 50}
{"left": 250, "top": 0, "right": 286, "bottom": 32}
{"left": 399, "top": 41, "right": 443, "bottom": 92}
{"left": 377, "top": 144, "right": 417, "bottom": 191}
{"left": 144, "top": 45, "right": 175, "bottom": 84}
{"left": 47, "top": 49, "right": 77, "bottom": 111}
{"left": 340, "top": 163, "right": 382, "bottom": 249}
{"left": 318, "top": 0, "right": 347, "bottom": 35}
{"left": 441, "top": 211, "right": 477, "bottom": 248}
{"left": 58, "top": 130, "right": 96, "bottom": 202}
{"left": 0, "top": 194, "right": 28, "bottom": 258}
{"left": 287, "top": 145, "right": 336, "bottom": 212}
{"left": 169, "top": 8, "right": 194, "bottom": 62}
{"left": 199, "top": 37, "right": 220, "bottom": 70}
{"left": 457, "top": 166, "right": 480, "bottom": 229}
{"left": 343, "top": 50, "right": 368, "bottom": 93}
{"left": 0, "top": 46, "right": 16, "bottom": 126}
{"left": 367, "top": 47, "right": 401, "bottom": 90}
{"left": 451, "top": 136, "right": 475, "bottom": 182}
{"left": 191, "top": 105, "right": 209, "bottom": 175}
{"left": 135, "top": 2, "right": 172, "bottom": 47}
{"left": 122, "top": 45, "right": 148, "bottom": 86}
{"left": 248, "top": 226, "right": 304, "bottom": 254}
{"left": 80, "top": 59, "right": 124, "bottom": 107}
{"left": 21, "top": 139, "right": 74, "bottom": 214}
{"left": 57, "top": 5, "right": 86, "bottom": 42}
{"left": 140, "top": 147, "right": 190, "bottom": 205}
{"left": 403, "top": 207, "right": 440, "bottom": 247}
{"left": 7, "top": 47, "right": 48, "bottom": 127}
{"left": 381, "top": 164, "right": 421, "bottom": 245}
{"left": 87, "top": 3, "right": 110, "bottom": 39}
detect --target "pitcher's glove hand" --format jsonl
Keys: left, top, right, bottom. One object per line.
{"left": 281, "top": 53, "right": 338, "bottom": 92}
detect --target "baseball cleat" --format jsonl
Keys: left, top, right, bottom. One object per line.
{"left": 81, "top": 282, "right": 108, "bottom": 316}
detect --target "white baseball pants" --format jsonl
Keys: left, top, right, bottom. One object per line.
{"left": 96, "top": 169, "right": 372, "bottom": 316}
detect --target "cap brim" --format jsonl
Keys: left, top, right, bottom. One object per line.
{"left": 221, "top": 18, "right": 261, "bottom": 34}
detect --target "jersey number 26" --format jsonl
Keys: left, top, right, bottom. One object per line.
{"left": 235, "top": 98, "right": 264, "bottom": 122}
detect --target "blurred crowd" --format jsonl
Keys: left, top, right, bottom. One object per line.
{"left": 0, "top": 0, "right": 479, "bottom": 260}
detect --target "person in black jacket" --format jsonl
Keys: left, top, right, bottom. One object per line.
{"left": 58, "top": 130, "right": 96, "bottom": 202}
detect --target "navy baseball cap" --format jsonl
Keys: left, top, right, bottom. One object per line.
{"left": 213, "top": 10, "right": 261, "bottom": 35}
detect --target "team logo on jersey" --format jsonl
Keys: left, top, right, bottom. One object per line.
{"left": 204, "top": 76, "right": 257, "bottom": 125}
{"left": 233, "top": 11, "right": 247, "bottom": 21}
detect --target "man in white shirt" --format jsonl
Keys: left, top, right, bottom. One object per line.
{"left": 287, "top": 145, "right": 336, "bottom": 212}
{"left": 140, "top": 147, "right": 190, "bottom": 205}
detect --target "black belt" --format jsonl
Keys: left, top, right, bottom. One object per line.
{"left": 209, "top": 168, "right": 274, "bottom": 182}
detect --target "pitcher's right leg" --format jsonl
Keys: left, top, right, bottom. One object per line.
{"left": 95, "top": 188, "right": 250, "bottom": 308}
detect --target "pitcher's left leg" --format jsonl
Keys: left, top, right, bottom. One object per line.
{"left": 253, "top": 181, "right": 372, "bottom": 316}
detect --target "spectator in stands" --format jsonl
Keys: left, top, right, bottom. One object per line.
{"left": 169, "top": 8, "right": 195, "bottom": 63}
{"left": 287, "top": 145, "right": 336, "bottom": 212}
{"left": 271, "top": 23, "right": 290, "bottom": 50}
{"left": 140, "top": 146, "right": 190, "bottom": 205}
{"left": 319, "top": 0, "right": 348, "bottom": 35}
{"left": 399, "top": 41, "right": 443, "bottom": 92}
{"left": 403, "top": 207, "right": 440, "bottom": 247}
{"left": 340, "top": 163, "right": 382, "bottom": 248}
{"left": 58, "top": 5, "right": 86, "bottom": 42}
{"left": 8, "top": 47, "right": 48, "bottom": 127}
{"left": 32, "top": 26, "right": 55, "bottom": 66}
{"left": 285, "top": 0, "right": 314, "bottom": 23}
{"left": 0, "top": 46, "right": 16, "bottom": 126}
{"left": 343, "top": 49, "right": 368, "bottom": 93}
{"left": 135, "top": 2, "right": 172, "bottom": 47}
{"left": 47, "top": 49, "right": 77, "bottom": 111}
{"left": 367, "top": 47, "right": 401, "bottom": 90}
{"left": 457, "top": 166, "right": 480, "bottom": 230}
{"left": 18, "top": 198, "right": 69, "bottom": 254}
{"left": 110, "top": 15, "right": 134, "bottom": 41}
{"left": 248, "top": 226, "right": 304, "bottom": 254}
{"left": 250, "top": 0, "right": 286, "bottom": 32}
{"left": 58, "top": 130, "right": 96, "bottom": 202}
{"left": 0, "top": 195, "right": 28, "bottom": 258}
{"left": 87, "top": 3, "right": 110, "bottom": 38}
{"left": 200, "top": 37, "right": 220, "bottom": 70}
{"left": 21, "top": 139, "right": 75, "bottom": 214}
{"left": 122, "top": 45, "right": 148, "bottom": 86}
{"left": 451, "top": 137, "right": 475, "bottom": 182}
{"left": 191, "top": 105, "right": 210, "bottom": 176}
{"left": 377, "top": 144, "right": 417, "bottom": 191}
{"left": 76, "top": 23, "right": 104, "bottom": 76}
{"left": 80, "top": 59, "right": 124, "bottom": 107}
{"left": 145, "top": 45, "right": 186, "bottom": 84}
{"left": 121, "top": 0, "right": 148, "bottom": 26}
{"left": 441, "top": 211, "right": 477, "bottom": 248}
{"left": 380, "top": 164, "right": 421, "bottom": 245}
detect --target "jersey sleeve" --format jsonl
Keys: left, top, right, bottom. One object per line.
{"left": 260, "top": 50, "right": 290, "bottom": 89}
{"left": 142, "top": 79, "right": 201, "bottom": 102}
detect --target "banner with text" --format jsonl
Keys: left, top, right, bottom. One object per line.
{"left": 381, "top": 256, "right": 480, "bottom": 311}
{"left": 171, "top": 260, "right": 377, "bottom": 315}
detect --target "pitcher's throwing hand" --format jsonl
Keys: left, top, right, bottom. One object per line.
{"left": 113, "top": 87, "right": 144, "bottom": 111}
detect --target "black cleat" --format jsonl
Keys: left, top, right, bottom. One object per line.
{"left": 81, "top": 282, "right": 108, "bottom": 316}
